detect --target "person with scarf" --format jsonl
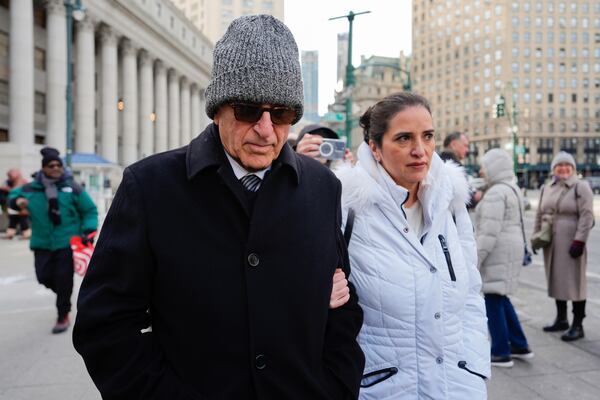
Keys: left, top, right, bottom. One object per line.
{"left": 9, "top": 147, "right": 98, "bottom": 334}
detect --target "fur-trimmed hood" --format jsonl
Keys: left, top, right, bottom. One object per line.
{"left": 336, "top": 142, "right": 471, "bottom": 224}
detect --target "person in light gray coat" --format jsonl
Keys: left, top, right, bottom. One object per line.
{"left": 535, "top": 151, "right": 595, "bottom": 342}
{"left": 475, "top": 149, "right": 533, "bottom": 368}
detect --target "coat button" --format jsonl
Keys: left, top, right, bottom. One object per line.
{"left": 255, "top": 354, "right": 266, "bottom": 370}
{"left": 403, "top": 227, "right": 409, "bottom": 233}
{"left": 247, "top": 253, "right": 259, "bottom": 267}
{"left": 436, "top": 356, "right": 443, "bottom": 364}
{"left": 434, "top": 312, "right": 441, "bottom": 319}
{"left": 430, "top": 266, "right": 437, "bottom": 273}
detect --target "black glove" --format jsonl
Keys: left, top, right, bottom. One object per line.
{"left": 81, "top": 231, "right": 96, "bottom": 246}
{"left": 569, "top": 240, "right": 585, "bottom": 258}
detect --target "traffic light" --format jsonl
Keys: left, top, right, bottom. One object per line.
{"left": 494, "top": 95, "right": 506, "bottom": 118}
{"left": 496, "top": 102, "right": 505, "bottom": 118}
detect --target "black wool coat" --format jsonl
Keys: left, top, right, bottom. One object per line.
{"left": 73, "top": 124, "right": 365, "bottom": 400}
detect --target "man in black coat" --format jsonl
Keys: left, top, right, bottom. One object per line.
{"left": 73, "top": 14, "right": 364, "bottom": 400}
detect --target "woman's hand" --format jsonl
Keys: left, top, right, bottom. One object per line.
{"left": 329, "top": 268, "right": 350, "bottom": 309}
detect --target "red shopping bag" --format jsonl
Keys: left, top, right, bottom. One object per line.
{"left": 70, "top": 231, "right": 96, "bottom": 276}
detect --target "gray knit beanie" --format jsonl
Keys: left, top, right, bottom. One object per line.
{"left": 551, "top": 151, "right": 576, "bottom": 170}
{"left": 205, "top": 14, "right": 304, "bottom": 124}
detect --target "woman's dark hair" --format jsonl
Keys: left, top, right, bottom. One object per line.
{"left": 359, "top": 92, "right": 432, "bottom": 147}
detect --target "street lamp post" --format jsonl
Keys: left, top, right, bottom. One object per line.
{"left": 495, "top": 82, "right": 519, "bottom": 176}
{"left": 329, "top": 10, "right": 370, "bottom": 149}
{"left": 65, "top": 0, "right": 85, "bottom": 167}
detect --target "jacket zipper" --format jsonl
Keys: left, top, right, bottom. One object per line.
{"left": 458, "top": 361, "right": 486, "bottom": 380}
{"left": 360, "top": 367, "right": 399, "bottom": 388}
{"left": 438, "top": 235, "right": 456, "bottom": 281}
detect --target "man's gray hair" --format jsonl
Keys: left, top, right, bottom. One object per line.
{"left": 443, "top": 131, "right": 465, "bottom": 148}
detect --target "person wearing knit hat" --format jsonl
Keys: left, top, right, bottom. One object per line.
{"left": 533, "top": 150, "right": 595, "bottom": 342}
{"left": 550, "top": 150, "right": 576, "bottom": 171}
{"left": 73, "top": 14, "right": 364, "bottom": 400}
{"left": 8, "top": 147, "right": 97, "bottom": 335}
{"left": 40, "top": 146, "right": 63, "bottom": 168}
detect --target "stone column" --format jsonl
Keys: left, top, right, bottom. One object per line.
{"left": 529, "top": 138, "right": 539, "bottom": 165}
{"left": 576, "top": 137, "right": 585, "bottom": 165}
{"left": 139, "top": 50, "right": 154, "bottom": 158}
{"left": 180, "top": 77, "right": 191, "bottom": 145}
{"left": 168, "top": 69, "right": 180, "bottom": 149}
{"left": 99, "top": 25, "right": 119, "bottom": 163}
{"left": 9, "top": 0, "right": 34, "bottom": 148}
{"left": 75, "top": 17, "right": 96, "bottom": 153}
{"left": 121, "top": 39, "right": 138, "bottom": 165}
{"left": 45, "top": 0, "right": 67, "bottom": 153}
{"left": 198, "top": 88, "right": 209, "bottom": 128}
{"left": 154, "top": 61, "right": 168, "bottom": 152}
{"left": 553, "top": 137, "right": 561, "bottom": 157}
{"left": 190, "top": 84, "right": 201, "bottom": 139}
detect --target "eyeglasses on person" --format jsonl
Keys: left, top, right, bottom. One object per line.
{"left": 230, "top": 102, "right": 297, "bottom": 125}
{"left": 45, "top": 162, "right": 63, "bottom": 169}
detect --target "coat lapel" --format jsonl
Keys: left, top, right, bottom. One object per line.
{"left": 186, "top": 124, "right": 250, "bottom": 217}
{"left": 217, "top": 164, "right": 251, "bottom": 217}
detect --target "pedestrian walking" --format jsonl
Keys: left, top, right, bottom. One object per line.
{"left": 8, "top": 147, "right": 98, "bottom": 333}
{"left": 475, "top": 148, "right": 534, "bottom": 368}
{"left": 1, "top": 168, "right": 31, "bottom": 239}
{"left": 439, "top": 131, "right": 482, "bottom": 207}
{"left": 439, "top": 131, "right": 470, "bottom": 164}
{"left": 335, "top": 92, "right": 490, "bottom": 399}
{"left": 534, "top": 151, "right": 595, "bottom": 341}
{"left": 73, "top": 15, "right": 364, "bottom": 399}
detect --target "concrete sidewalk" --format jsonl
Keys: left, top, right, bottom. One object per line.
{"left": 1, "top": 235, "right": 600, "bottom": 399}
{"left": 487, "top": 259, "right": 600, "bottom": 399}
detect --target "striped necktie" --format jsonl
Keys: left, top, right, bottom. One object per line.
{"left": 240, "top": 173, "right": 261, "bottom": 192}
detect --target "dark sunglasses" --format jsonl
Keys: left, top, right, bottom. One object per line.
{"left": 230, "top": 102, "right": 297, "bottom": 125}
{"left": 45, "top": 163, "right": 63, "bottom": 169}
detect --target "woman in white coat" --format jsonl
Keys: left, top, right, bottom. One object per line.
{"left": 336, "top": 92, "right": 490, "bottom": 399}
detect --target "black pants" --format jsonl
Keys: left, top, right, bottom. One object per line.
{"left": 8, "top": 215, "right": 29, "bottom": 231}
{"left": 34, "top": 248, "right": 73, "bottom": 318}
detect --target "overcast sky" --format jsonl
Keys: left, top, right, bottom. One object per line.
{"left": 284, "top": 0, "right": 413, "bottom": 115}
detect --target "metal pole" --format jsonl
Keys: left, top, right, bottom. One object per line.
{"left": 65, "top": 1, "right": 73, "bottom": 167}
{"left": 329, "top": 11, "right": 370, "bottom": 149}
{"left": 345, "top": 12, "right": 354, "bottom": 147}
{"left": 506, "top": 82, "right": 518, "bottom": 176}
{"left": 403, "top": 58, "right": 412, "bottom": 91}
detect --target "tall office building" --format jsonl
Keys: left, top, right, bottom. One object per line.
{"left": 173, "top": 0, "right": 284, "bottom": 45}
{"left": 337, "top": 32, "right": 349, "bottom": 88}
{"left": 301, "top": 50, "right": 319, "bottom": 122}
{"left": 412, "top": 0, "right": 600, "bottom": 185}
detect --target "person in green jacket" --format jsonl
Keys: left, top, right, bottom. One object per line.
{"left": 9, "top": 147, "right": 98, "bottom": 334}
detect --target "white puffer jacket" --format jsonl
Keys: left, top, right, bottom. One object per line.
{"left": 337, "top": 144, "right": 490, "bottom": 400}
{"left": 475, "top": 149, "right": 524, "bottom": 295}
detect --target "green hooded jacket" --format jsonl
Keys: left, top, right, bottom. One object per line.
{"left": 9, "top": 174, "right": 98, "bottom": 251}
